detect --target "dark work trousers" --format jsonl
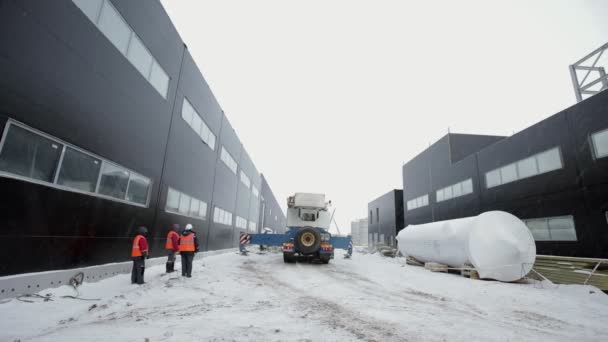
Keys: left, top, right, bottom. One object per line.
{"left": 181, "top": 252, "right": 195, "bottom": 277}
{"left": 166, "top": 251, "right": 176, "bottom": 273}
{"left": 131, "top": 256, "right": 145, "bottom": 284}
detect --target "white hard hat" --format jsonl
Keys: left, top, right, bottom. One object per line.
{"left": 185, "top": 224, "right": 193, "bottom": 230}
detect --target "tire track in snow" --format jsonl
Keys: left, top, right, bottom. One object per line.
{"left": 239, "top": 259, "right": 417, "bottom": 342}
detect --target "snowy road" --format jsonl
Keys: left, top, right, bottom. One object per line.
{"left": 1, "top": 251, "right": 608, "bottom": 342}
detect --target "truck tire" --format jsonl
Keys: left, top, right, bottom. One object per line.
{"left": 283, "top": 252, "right": 296, "bottom": 263}
{"left": 295, "top": 228, "right": 321, "bottom": 254}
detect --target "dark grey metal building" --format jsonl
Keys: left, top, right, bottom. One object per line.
{"left": 367, "top": 190, "right": 403, "bottom": 247}
{"left": 0, "top": 0, "right": 284, "bottom": 275}
{"left": 401, "top": 90, "right": 608, "bottom": 258}
{"left": 259, "top": 174, "right": 287, "bottom": 234}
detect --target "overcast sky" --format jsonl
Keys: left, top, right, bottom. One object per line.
{"left": 161, "top": 0, "right": 608, "bottom": 234}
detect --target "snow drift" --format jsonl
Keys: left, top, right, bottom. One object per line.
{"left": 396, "top": 211, "right": 536, "bottom": 282}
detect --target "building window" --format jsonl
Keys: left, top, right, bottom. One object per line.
{"left": 248, "top": 221, "right": 257, "bottom": 232}
{"left": 98, "top": 162, "right": 130, "bottom": 200}
{"left": 407, "top": 194, "right": 429, "bottom": 211}
{"left": 522, "top": 215, "right": 577, "bottom": 241}
{"left": 591, "top": 128, "right": 608, "bottom": 159}
{"left": 369, "top": 210, "right": 372, "bottom": 223}
{"left": 485, "top": 147, "right": 563, "bottom": 189}
{"left": 0, "top": 125, "right": 63, "bottom": 182}
{"left": 252, "top": 185, "right": 259, "bottom": 198}
{"left": 376, "top": 208, "right": 380, "bottom": 223}
{"left": 436, "top": 178, "right": 473, "bottom": 203}
{"left": 240, "top": 171, "right": 251, "bottom": 189}
{"left": 213, "top": 207, "right": 233, "bottom": 226}
{"left": 236, "top": 216, "right": 247, "bottom": 229}
{"left": 166, "top": 187, "right": 180, "bottom": 212}
{"left": 57, "top": 147, "right": 101, "bottom": 193}
{"left": 220, "top": 147, "right": 238, "bottom": 174}
{"left": 71, "top": 0, "right": 170, "bottom": 98}
{"left": 0, "top": 120, "right": 151, "bottom": 207}
{"left": 165, "top": 187, "right": 207, "bottom": 220}
{"left": 125, "top": 172, "right": 151, "bottom": 205}
{"left": 181, "top": 98, "right": 216, "bottom": 150}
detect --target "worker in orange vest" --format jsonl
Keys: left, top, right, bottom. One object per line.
{"left": 131, "top": 226, "right": 149, "bottom": 285}
{"left": 178, "top": 224, "right": 199, "bottom": 278}
{"left": 165, "top": 223, "right": 180, "bottom": 273}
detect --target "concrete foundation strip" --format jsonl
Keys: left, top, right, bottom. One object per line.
{"left": 0, "top": 248, "right": 236, "bottom": 300}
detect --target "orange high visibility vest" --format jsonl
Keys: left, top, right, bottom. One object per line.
{"left": 165, "top": 230, "right": 179, "bottom": 250}
{"left": 132, "top": 235, "right": 146, "bottom": 257}
{"left": 179, "top": 234, "right": 195, "bottom": 252}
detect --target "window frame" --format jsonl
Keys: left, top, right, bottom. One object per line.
{"left": 71, "top": 0, "right": 170, "bottom": 99}
{"left": 181, "top": 98, "right": 216, "bottom": 151}
{"left": 164, "top": 186, "right": 208, "bottom": 220}
{"left": 220, "top": 146, "right": 238, "bottom": 174}
{"left": 485, "top": 147, "right": 563, "bottom": 189}
{"left": 0, "top": 120, "right": 151, "bottom": 207}
{"left": 523, "top": 215, "right": 577, "bottom": 241}
{"left": 591, "top": 127, "right": 608, "bottom": 160}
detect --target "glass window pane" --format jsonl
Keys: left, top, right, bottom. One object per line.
{"left": 0, "top": 125, "right": 62, "bottom": 182}
{"left": 149, "top": 60, "right": 169, "bottom": 98}
{"left": 517, "top": 156, "right": 538, "bottom": 179}
{"left": 452, "top": 182, "right": 462, "bottom": 197}
{"left": 526, "top": 219, "right": 550, "bottom": 241}
{"left": 548, "top": 217, "right": 577, "bottom": 241}
{"left": 98, "top": 162, "right": 129, "bottom": 199}
{"left": 181, "top": 99, "right": 193, "bottom": 125}
{"left": 72, "top": 0, "right": 103, "bottom": 23}
{"left": 422, "top": 195, "right": 429, "bottom": 206}
{"left": 537, "top": 148, "right": 562, "bottom": 173}
{"left": 166, "top": 188, "right": 180, "bottom": 211}
{"left": 57, "top": 147, "right": 101, "bottom": 192}
{"left": 200, "top": 122, "right": 210, "bottom": 144}
{"left": 592, "top": 129, "right": 608, "bottom": 158}
{"left": 462, "top": 179, "right": 473, "bottom": 195}
{"left": 485, "top": 169, "right": 501, "bottom": 188}
{"left": 500, "top": 163, "right": 518, "bottom": 184}
{"left": 97, "top": 1, "right": 131, "bottom": 54}
{"left": 190, "top": 198, "right": 200, "bottom": 216}
{"left": 443, "top": 186, "right": 453, "bottom": 200}
{"left": 127, "top": 34, "right": 153, "bottom": 78}
{"left": 178, "top": 194, "right": 190, "bottom": 214}
{"left": 208, "top": 132, "right": 216, "bottom": 150}
{"left": 436, "top": 189, "right": 444, "bottom": 202}
{"left": 126, "top": 173, "right": 150, "bottom": 205}
{"left": 198, "top": 201, "right": 207, "bottom": 219}
{"left": 191, "top": 113, "right": 202, "bottom": 138}
{"left": 214, "top": 207, "right": 219, "bottom": 222}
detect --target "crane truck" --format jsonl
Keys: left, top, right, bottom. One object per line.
{"left": 239, "top": 193, "right": 352, "bottom": 264}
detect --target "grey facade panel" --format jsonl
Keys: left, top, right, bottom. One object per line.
{"left": 260, "top": 174, "right": 286, "bottom": 234}
{"left": 0, "top": 1, "right": 284, "bottom": 275}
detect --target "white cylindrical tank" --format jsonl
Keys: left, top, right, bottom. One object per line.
{"left": 396, "top": 211, "right": 536, "bottom": 282}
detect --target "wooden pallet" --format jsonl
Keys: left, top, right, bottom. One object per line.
{"left": 529, "top": 255, "right": 608, "bottom": 291}
{"left": 424, "top": 262, "right": 449, "bottom": 273}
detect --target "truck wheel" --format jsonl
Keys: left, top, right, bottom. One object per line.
{"left": 295, "top": 228, "right": 321, "bottom": 254}
{"left": 283, "top": 253, "right": 296, "bottom": 263}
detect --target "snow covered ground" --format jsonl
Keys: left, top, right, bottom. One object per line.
{"left": 1, "top": 251, "right": 607, "bottom": 342}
